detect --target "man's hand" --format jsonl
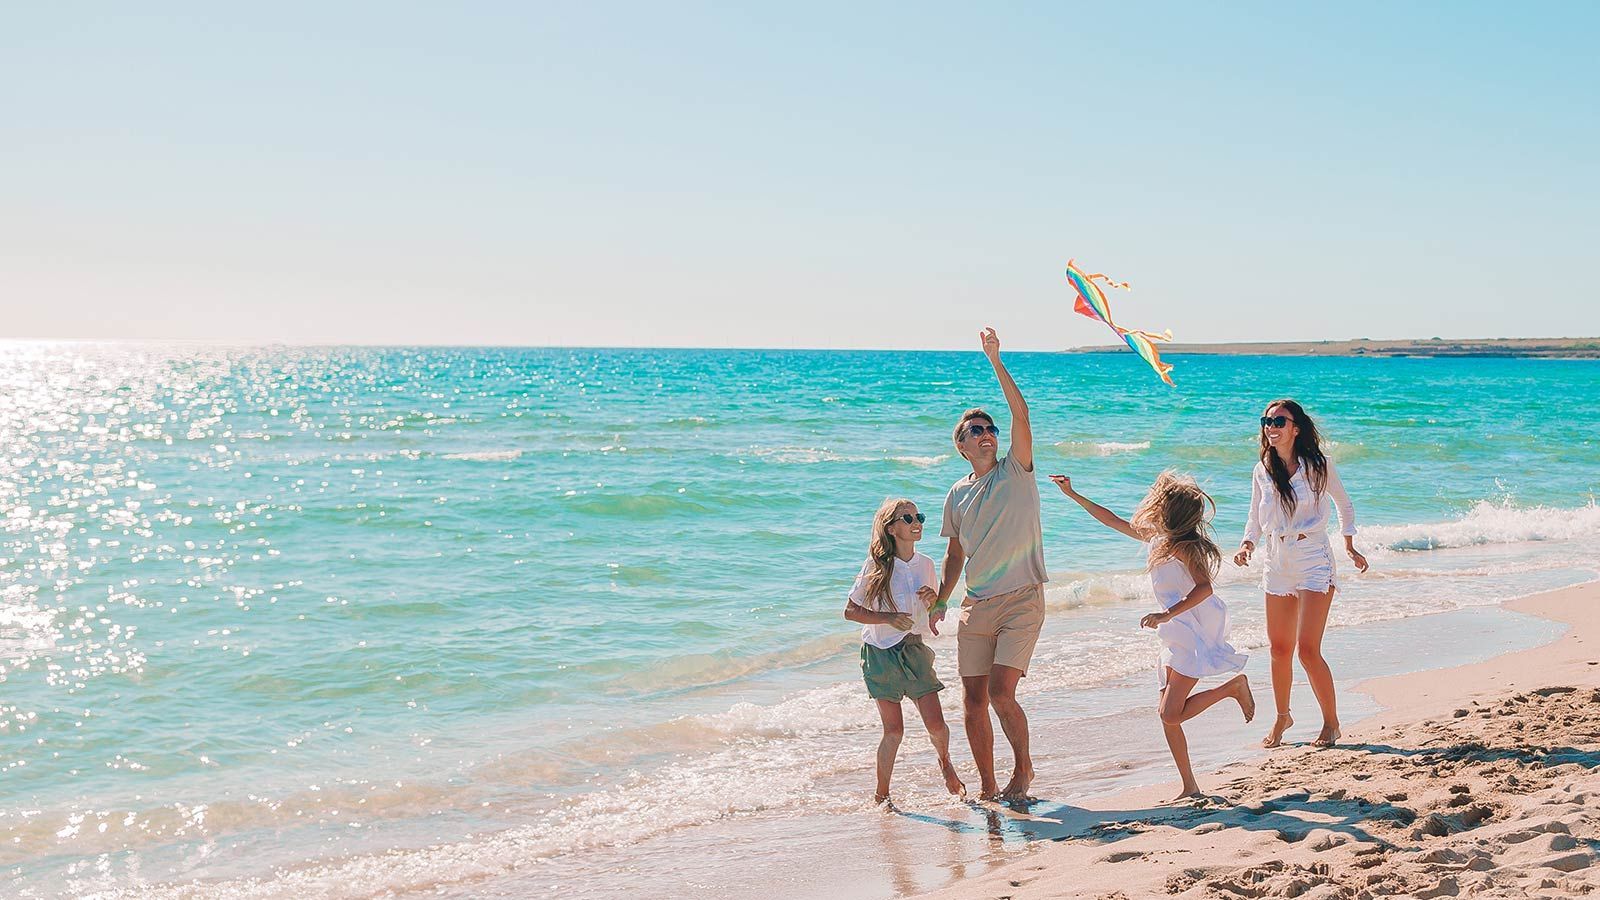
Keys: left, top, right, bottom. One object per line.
{"left": 928, "top": 608, "right": 945, "bottom": 636}
{"left": 980, "top": 327, "right": 1000, "bottom": 360}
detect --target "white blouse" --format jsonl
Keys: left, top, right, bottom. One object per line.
{"left": 1243, "top": 457, "right": 1356, "bottom": 545}
{"left": 847, "top": 552, "right": 939, "bottom": 649}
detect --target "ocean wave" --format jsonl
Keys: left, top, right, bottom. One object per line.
{"left": 439, "top": 449, "right": 522, "bottom": 462}
{"left": 601, "top": 632, "right": 858, "bottom": 695}
{"left": 1052, "top": 440, "right": 1151, "bottom": 458}
{"left": 1362, "top": 500, "right": 1600, "bottom": 552}
{"left": 888, "top": 454, "right": 950, "bottom": 467}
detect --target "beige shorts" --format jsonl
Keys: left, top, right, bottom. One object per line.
{"left": 956, "top": 583, "right": 1045, "bottom": 677}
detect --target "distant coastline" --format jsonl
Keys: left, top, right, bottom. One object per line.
{"left": 1063, "top": 336, "right": 1600, "bottom": 358}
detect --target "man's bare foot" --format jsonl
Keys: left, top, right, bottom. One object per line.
{"left": 998, "top": 766, "right": 1034, "bottom": 800}
{"left": 1231, "top": 675, "right": 1256, "bottom": 723}
{"left": 939, "top": 758, "right": 967, "bottom": 797}
{"left": 976, "top": 781, "right": 1000, "bottom": 801}
{"left": 1312, "top": 722, "right": 1341, "bottom": 748}
{"left": 1261, "top": 713, "right": 1293, "bottom": 748}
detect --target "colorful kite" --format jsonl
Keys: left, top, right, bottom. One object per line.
{"left": 1064, "top": 259, "right": 1176, "bottom": 386}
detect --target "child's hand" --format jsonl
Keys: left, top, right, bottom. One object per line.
{"left": 916, "top": 586, "right": 938, "bottom": 609}
{"left": 889, "top": 613, "right": 915, "bottom": 632}
{"left": 1140, "top": 611, "right": 1169, "bottom": 630}
{"left": 1233, "top": 542, "right": 1254, "bottom": 566}
{"left": 1048, "top": 474, "right": 1074, "bottom": 496}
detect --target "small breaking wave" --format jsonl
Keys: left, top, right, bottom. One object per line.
{"left": 439, "top": 449, "right": 522, "bottom": 462}
{"left": 1363, "top": 500, "right": 1600, "bottom": 552}
{"left": 1053, "top": 440, "right": 1152, "bottom": 458}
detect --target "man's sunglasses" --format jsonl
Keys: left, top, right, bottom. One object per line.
{"left": 1260, "top": 415, "right": 1293, "bottom": 428}
{"left": 893, "top": 513, "right": 927, "bottom": 525}
{"left": 964, "top": 423, "right": 1000, "bottom": 438}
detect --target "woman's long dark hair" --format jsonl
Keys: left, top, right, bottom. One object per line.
{"left": 1260, "top": 399, "right": 1327, "bottom": 516}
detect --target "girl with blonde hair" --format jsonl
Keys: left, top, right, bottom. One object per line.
{"left": 844, "top": 497, "right": 965, "bottom": 803}
{"left": 1052, "top": 471, "right": 1253, "bottom": 799}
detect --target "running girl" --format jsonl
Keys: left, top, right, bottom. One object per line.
{"left": 1051, "top": 472, "right": 1253, "bottom": 799}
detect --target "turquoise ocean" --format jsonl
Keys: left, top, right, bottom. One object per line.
{"left": 3, "top": 343, "right": 1598, "bottom": 897}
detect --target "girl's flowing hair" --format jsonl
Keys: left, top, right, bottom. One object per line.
{"left": 860, "top": 497, "right": 914, "bottom": 611}
{"left": 1260, "top": 398, "right": 1328, "bottom": 516}
{"left": 1131, "top": 470, "right": 1221, "bottom": 578}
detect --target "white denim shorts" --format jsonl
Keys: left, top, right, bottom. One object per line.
{"left": 1262, "top": 532, "right": 1337, "bottom": 596}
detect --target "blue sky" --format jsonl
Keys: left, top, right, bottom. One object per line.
{"left": 4, "top": 3, "right": 1595, "bottom": 349}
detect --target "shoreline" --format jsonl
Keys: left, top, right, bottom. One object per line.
{"left": 1062, "top": 337, "right": 1600, "bottom": 358}
{"left": 913, "top": 579, "right": 1600, "bottom": 899}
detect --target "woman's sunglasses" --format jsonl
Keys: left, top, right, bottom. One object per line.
{"left": 893, "top": 513, "right": 927, "bottom": 525}
{"left": 964, "top": 424, "right": 1000, "bottom": 438}
{"left": 1260, "top": 415, "right": 1293, "bottom": 428}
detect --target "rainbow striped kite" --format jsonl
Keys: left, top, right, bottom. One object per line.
{"left": 1064, "top": 259, "right": 1176, "bottom": 386}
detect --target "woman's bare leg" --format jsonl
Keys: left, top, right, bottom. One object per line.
{"left": 1295, "top": 588, "right": 1340, "bottom": 747}
{"left": 1262, "top": 592, "right": 1299, "bottom": 747}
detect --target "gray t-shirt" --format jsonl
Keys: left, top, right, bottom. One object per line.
{"left": 940, "top": 453, "right": 1049, "bottom": 600}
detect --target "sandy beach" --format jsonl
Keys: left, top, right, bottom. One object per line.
{"left": 914, "top": 580, "right": 1600, "bottom": 900}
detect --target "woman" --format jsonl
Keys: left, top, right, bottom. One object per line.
{"left": 1234, "top": 400, "right": 1368, "bottom": 748}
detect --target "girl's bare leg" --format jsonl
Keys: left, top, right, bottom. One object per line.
{"left": 912, "top": 691, "right": 966, "bottom": 796}
{"left": 1175, "top": 674, "right": 1255, "bottom": 724}
{"left": 1262, "top": 592, "right": 1299, "bottom": 747}
{"left": 873, "top": 699, "right": 905, "bottom": 802}
{"left": 1158, "top": 670, "right": 1202, "bottom": 798}
{"left": 1295, "top": 588, "right": 1341, "bottom": 747}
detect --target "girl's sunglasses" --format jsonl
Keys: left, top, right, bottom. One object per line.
{"left": 1260, "top": 415, "right": 1293, "bottom": 428}
{"left": 893, "top": 513, "right": 927, "bottom": 525}
{"left": 964, "top": 424, "right": 1000, "bottom": 438}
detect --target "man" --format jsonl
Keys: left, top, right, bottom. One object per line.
{"left": 932, "top": 327, "right": 1048, "bottom": 801}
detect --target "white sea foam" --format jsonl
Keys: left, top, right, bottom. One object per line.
{"left": 888, "top": 454, "right": 950, "bottom": 467}
{"left": 1362, "top": 500, "right": 1600, "bottom": 553}
{"left": 439, "top": 449, "right": 523, "bottom": 462}
{"left": 1053, "top": 440, "right": 1152, "bottom": 457}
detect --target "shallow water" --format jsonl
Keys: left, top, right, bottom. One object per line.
{"left": 1, "top": 344, "right": 1597, "bottom": 896}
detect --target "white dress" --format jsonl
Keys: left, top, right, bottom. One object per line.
{"left": 1148, "top": 544, "right": 1247, "bottom": 690}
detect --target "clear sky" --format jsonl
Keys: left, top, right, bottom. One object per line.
{"left": 4, "top": 3, "right": 1596, "bottom": 349}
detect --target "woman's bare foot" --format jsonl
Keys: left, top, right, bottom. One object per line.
{"left": 1230, "top": 675, "right": 1256, "bottom": 723}
{"left": 939, "top": 758, "right": 967, "bottom": 797}
{"left": 873, "top": 791, "right": 890, "bottom": 804}
{"left": 1169, "top": 785, "right": 1203, "bottom": 802}
{"left": 1312, "top": 722, "right": 1341, "bottom": 748}
{"left": 998, "top": 766, "right": 1034, "bottom": 801}
{"left": 1261, "top": 713, "right": 1293, "bottom": 748}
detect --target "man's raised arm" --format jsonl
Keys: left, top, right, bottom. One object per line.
{"left": 981, "top": 327, "right": 1032, "bottom": 471}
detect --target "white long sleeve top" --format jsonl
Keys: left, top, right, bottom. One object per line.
{"left": 1243, "top": 457, "right": 1356, "bottom": 545}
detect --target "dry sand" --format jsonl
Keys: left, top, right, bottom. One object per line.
{"left": 913, "top": 581, "right": 1600, "bottom": 899}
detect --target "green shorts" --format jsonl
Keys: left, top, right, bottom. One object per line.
{"left": 860, "top": 635, "right": 945, "bottom": 702}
